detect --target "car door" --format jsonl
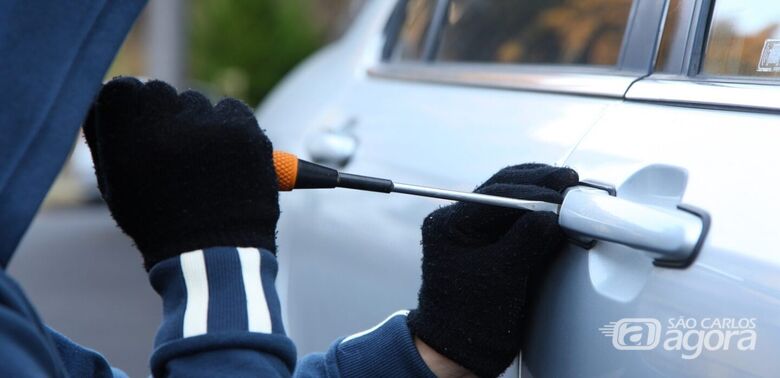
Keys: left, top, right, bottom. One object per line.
{"left": 524, "top": 0, "right": 780, "bottom": 376}
{"left": 271, "top": 0, "right": 662, "bottom": 359}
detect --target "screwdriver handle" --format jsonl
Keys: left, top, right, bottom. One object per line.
{"left": 273, "top": 151, "right": 300, "bottom": 191}
{"left": 273, "top": 151, "right": 392, "bottom": 192}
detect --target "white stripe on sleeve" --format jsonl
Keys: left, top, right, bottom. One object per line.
{"left": 340, "top": 309, "right": 410, "bottom": 344}
{"left": 180, "top": 250, "right": 209, "bottom": 338}
{"left": 237, "top": 247, "right": 272, "bottom": 333}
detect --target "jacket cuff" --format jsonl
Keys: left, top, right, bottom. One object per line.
{"left": 320, "top": 310, "right": 437, "bottom": 377}
{"left": 147, "top": 247, "right": 295, "bottom": 374}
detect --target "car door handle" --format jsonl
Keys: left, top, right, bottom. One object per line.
{"left": 305, "top": 129, "right": 358, "bottom": 168}
{"left": 559, "top": 186, "right": 709, "bottom": 268}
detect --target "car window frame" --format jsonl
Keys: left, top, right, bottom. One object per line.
{"left": 372, "top": 0, "right": 667, "bottom": 99}
{"left": 628, "top": 0, "right": 780, "bottom": 112}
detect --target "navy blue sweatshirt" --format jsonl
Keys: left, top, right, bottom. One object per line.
{"left": 0, "top": 247, "right": 436, "bottom": 377}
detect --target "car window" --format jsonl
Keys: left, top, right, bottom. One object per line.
{"left": 434, "top": 0, "right": 634, "bottom": 66}
{"left": 390, "top": 0, "right": 436, "bottom": 61}
{"left": 702, "top": 0, "right": 780, "bottom": 77}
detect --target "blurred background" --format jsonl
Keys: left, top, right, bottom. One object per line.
{"left": 11, "top": 1, "right": 363, "bottom": 377}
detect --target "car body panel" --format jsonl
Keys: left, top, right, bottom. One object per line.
{"left": 255, "top": 0, "right": 780, "bottom": 376}
{"left": 523, "top": 102, "right": 780, "bottom": 377}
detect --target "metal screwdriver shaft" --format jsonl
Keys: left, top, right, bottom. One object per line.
{"left": 391, "top": 182, "right": 560, "bottom": 213}
{"left": 273, "top": 151, "right": 561, "bottom": 214}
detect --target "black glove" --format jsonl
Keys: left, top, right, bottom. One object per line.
{"left": 83, "top": 77, "right": 279, "bottom": 270}
{"left": 407, "top": 164, "right": 579, "bottom": 377}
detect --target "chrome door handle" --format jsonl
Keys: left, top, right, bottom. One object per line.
{"left": 305, "top": 129, "right": 358, "bottom": 168}
{"left": 559, "top": 182, "right": 709, "bottom": 267}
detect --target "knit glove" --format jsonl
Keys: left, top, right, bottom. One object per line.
{"left": 83, "top": 77, "right": 279, "bottom": 270}
{"left": 407, "top": 164, "right": 579, "bottom": 377}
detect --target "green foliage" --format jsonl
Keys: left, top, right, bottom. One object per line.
{"left": 190, "top": 0, "right": 322, "bottom": 106}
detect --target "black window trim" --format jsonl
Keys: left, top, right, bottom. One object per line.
{"left": 420, "top": 0, "right": 448, "bottom": 61}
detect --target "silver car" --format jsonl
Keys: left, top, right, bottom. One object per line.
{"left": 257, "top": 0, "right": 780, "bottom": 376}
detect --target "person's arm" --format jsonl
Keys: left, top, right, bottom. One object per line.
{"left": 415, "top": 338, "right": 475, "bottom": 378}
{"left": 150, "top": 247, "right": 440, "bottom": 377}
{"left": 86, "top": 78, "right": 577, "bottom": 377}
{"left": 295, "top": 310, "right": 435, "bottom": 377}
{"left": 85, "top": 78, "right": 433, "bottom": 377}
{"left": 0, "top": 268, "right": 131, "bottom": 377}
{"left": 86, "top": 78, "right": 304, "bottom": 377}
{"left": 404, "top": 163, "right": 579, "bottom": 377}
{"left": 148, "top": 247, "right": 294, "bottom": 377}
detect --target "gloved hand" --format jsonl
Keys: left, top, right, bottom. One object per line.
{"left": 407, "top": 164, "right": 579, "bottom": 377}
{"left": 83, "top": 77, "right": 279, "bottom": 270}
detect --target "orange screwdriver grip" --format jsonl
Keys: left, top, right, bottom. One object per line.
{"left": 273, "top": 151, "right": 299, "bottom": 191}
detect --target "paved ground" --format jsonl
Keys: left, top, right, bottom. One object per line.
{"left": 9, "top": 205, "right": 159, "bottom": 378}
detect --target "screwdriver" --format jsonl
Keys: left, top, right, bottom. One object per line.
{"left": 272, "top": 151, "right": 560, "bottom": 213}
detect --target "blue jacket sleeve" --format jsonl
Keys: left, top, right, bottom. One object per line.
{"left": 149, "top": 247, "right": 296, "bottom": 377}
{"left": 0, "top": 247, "right": 434, "bottom": 377}
{"left": 296, "top": 311, "right": 436, "bottom": 378}
{"left": 149, "top": 247, "right": 435, "bottom": 378}
{"left": 0, "top": 269, "right": 126, "bottom": 378}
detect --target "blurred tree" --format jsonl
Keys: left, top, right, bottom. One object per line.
{"left": 189, "top": 0, "right": 322, "bottom": 106}
{"left": 108, "top": 0, "right": 365, "bottom": 105}
{"left": 437, "top": 0, "right": 632, "bottom": 66}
